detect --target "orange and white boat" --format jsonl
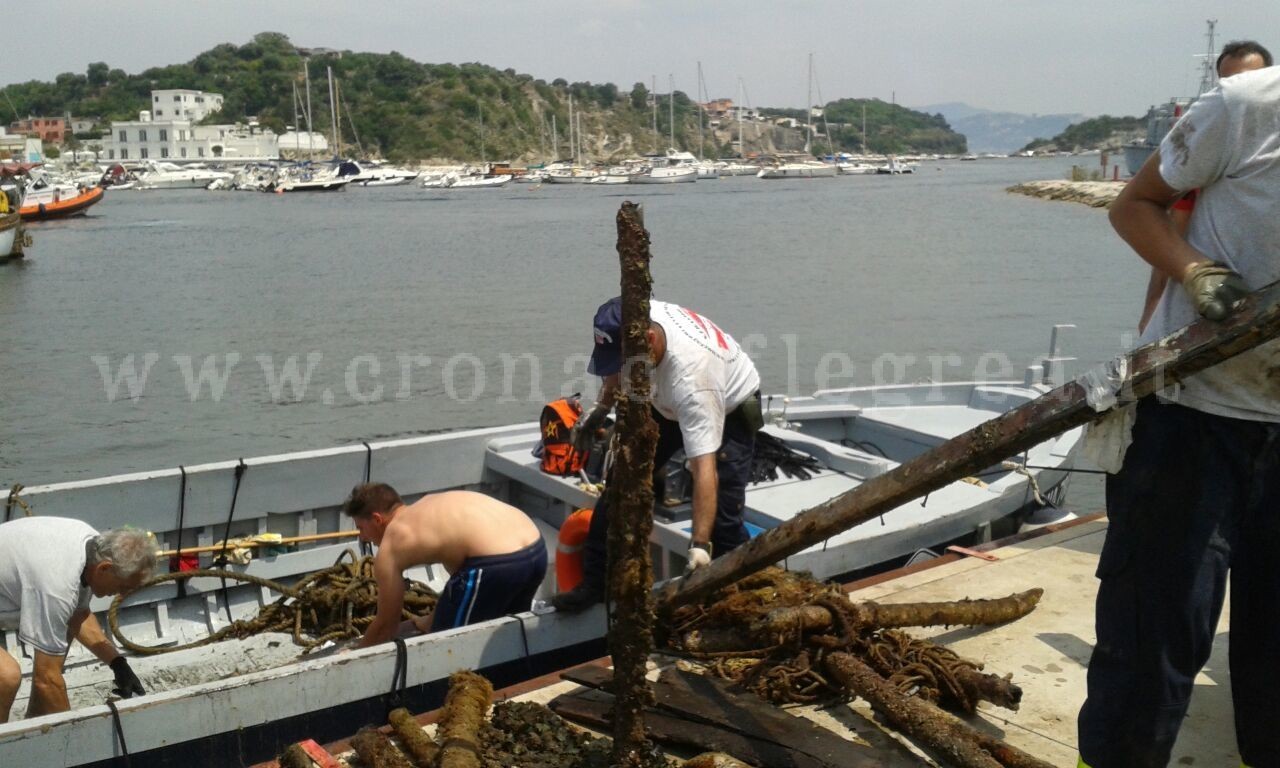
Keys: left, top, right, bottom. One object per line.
{"left": 18, "top": 168, "right": 105, "bottom": 220}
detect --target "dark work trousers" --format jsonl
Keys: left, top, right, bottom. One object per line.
{"left": 1077, "top": 397, "right": 1280, "bottom": 768}
{"left": 580, "top": 404, "right": 756, "bottom": 591}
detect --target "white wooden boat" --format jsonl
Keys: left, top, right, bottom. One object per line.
{"left": 0, "top": 352, "right": 1082, "bottom": 766}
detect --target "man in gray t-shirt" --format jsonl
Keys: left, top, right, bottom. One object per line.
{"left": 1077, "top": 66, "right": 1280, "bottom": 768}
{"left": 0, "top": 518, "right": 156, "bottom": 722}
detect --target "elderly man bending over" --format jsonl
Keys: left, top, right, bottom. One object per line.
{"left": 343, "top": 483, "right": 547, "bottom": 648}
{"left": 0, "top": 518, "right": 156, "bottom": 722}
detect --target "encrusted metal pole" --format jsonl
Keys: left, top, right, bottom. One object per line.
{"left": 659, "top": 279, "right": 1280, "bottom": 611}
{"left": 608, "top": 201, "right": 661, "bottom": 767}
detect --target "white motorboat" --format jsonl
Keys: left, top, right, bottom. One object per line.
{"left": 135, "top": 161, "right": 233, "bottom": 190}
{"left": 338, "top": 160, "right": 419, "bottom": 186}
{"left": 542, "top": 167, "right": 601, "bottom": 184}
{"left": 360, "top": 176, "right": 412, "bottom": 187}
{"left": 0, "top": 335, "right": 1083, "bottom": 766}
{"left": 271, "top": 164, "right": 351, "bottom": 192}
{"left": 875, "top": 157, "right": 917, "bottom": 175}
{"left": 448, "top": 174, "right": 512, "bottom": 189}
{"left": 757, "top": 158, "right": 838, "bottom": 179}
{"left": 631, "top": 166, "right": 697, "bottom": 184}
{"left": 837, "top": 162, "right": 879, "bottom": 175}
{"left": 718, "top": 161, "right": 761, "bottom": 177}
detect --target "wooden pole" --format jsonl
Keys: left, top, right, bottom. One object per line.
{"left": 609, "top": 201, "right": 661, "bottom": 767}
{"left": 658, "top": 280, "right": 1280, "bottom": 611}
{"left": 157, "top": 529, "right": 359, "bottom": 557}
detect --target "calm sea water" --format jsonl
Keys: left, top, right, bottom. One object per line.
{"left": 1, "top": 158, "right": 1140, "bottom": 512}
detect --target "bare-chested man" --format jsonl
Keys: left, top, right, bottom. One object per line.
{"left": 342, "top": 484, "right": 547, "bottom": 647}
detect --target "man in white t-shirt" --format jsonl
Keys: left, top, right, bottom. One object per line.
{"left": 0, "top": 518, "right": 156, "bottom": 722}
{"left": 551, "top": 297, "right": 762, "bottom": 612}
{"left": 1077, "top": 66, "right": 1280, "bottom": 768}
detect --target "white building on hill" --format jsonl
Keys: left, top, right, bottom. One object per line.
{"left": 100, "top": 89, "right": 280, "bottom": 164}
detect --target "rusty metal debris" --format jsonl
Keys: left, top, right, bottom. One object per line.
{"left": 437, "top": 671, "right": 492, "bottom": 768}
{"left": 351, "top": 726, "right": 416, "bottom": 768}
{"left": 607, "top": 200, "right": 663, "bottom": 768}
{"left": 668, "top": 568, "right": 1034, "bottom": 713}
{"left": 388, "top": 708, "right": 439, "bottom": 766}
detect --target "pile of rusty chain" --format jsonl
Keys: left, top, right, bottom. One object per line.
{"left": 108, "top": 553, "right": 437, "bottom": 655}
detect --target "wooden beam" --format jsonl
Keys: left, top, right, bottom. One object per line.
{"left": 658, "top": 280, "right": 1280, "bottom": 610}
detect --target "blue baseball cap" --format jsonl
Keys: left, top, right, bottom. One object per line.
{"left": 588, "top": 297, "right": 623, "bottom": 376}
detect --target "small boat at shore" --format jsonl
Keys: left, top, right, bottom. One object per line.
{"left": 16, "top": 168, "right": 106, "bottom": 220}
{"left": 0, "top": 337, "right": 1082, "bottom": 766}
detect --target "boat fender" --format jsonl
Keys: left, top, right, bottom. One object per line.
{"left": 556, "top": 508, "right": 593, "bottom": 591}
{"left": 37, "top": 202, "right": 46, "bottom": 216}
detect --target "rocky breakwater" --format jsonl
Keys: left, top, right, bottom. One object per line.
{"left": 1007, "top": 180, "right": 1125, "bottom": 208}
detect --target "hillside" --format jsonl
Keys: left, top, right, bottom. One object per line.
{"left": 1020, "top": 114, "right": 1145, "bottom": 153}
{"left": 918, "top": 102, "right": 1085, "bottom": 154}
{"left": 3, "top": 32, "right": 966, "bottom": 163}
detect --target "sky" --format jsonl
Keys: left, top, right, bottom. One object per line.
{"left": 8, "top": 2, "right": 1277, "bottom": 118}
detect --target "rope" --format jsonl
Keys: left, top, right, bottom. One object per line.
{"left": 214, "top": 460, "right": 247, "bottom": 624}
{"left": 508, "top": 612, "right": 535, "bottom": 679}
{"left": 107, "top": 558, "right": 437, "bottom": 655}
{"left": 360, "top": 442, "right": 374, "bottom": 558}
{"left": 107, "top": 699, "right": 132, "bottom": 767}
{"left": 174, "top": 466, "right": 188, "bottom": 599}
{"left": 5, "top": 483, "right": 31, "bottom": 521}
{"left": 386, "top": 637, "right": 408, "bottom": 715}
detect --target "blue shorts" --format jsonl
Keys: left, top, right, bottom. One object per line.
{"left": 430, "top": 540, "right": 548, "bottom": 632}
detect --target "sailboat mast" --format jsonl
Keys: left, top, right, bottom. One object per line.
{"left": 552, "top": 114, "right": 558, "bottom": 161}
{"left": 737, "top": 77, "right": 745, "bottom": 158}
{"left": 291, "top": 81, "right": 300, "bottom": 156}
{"left": 304, "top": 62, "right": 314, "bottom": 158}
{"left": 696, "top": 62, "right": 704, "bottom": 160}
{"left": 861, "top": 103, "right": 867, "bottom": 155}
{"left": 804, "top": 53, "right": 812, "bottom": 155}
{"left": 577, "top": 111, "right": 583, "bottom": 164}
{"left": 334, "top": 78, "right": 342, "bottom": 158}
{"left": 651, "top": 75, "right": 658, "bottom": 145}
{"left": 479, "top": 102, "right": 485, "bottom": 165}
{"left": 668, "top": 74, "right": 675, "bottom": 149}
{"left": 327, "top": 66, "right": 338, "bottom": 158}
{"left": 568, "top": 94, "right": 575, "bottom": 165}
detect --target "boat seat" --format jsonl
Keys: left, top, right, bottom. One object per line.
{"left": 483, "top": 434, "right": 601, "bottom": 511}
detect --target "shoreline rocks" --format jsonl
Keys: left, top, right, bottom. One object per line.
{"left": 1007, "top": 180, "right": 1124, "bottom": 208}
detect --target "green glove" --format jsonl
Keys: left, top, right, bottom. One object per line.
{"left": 1182, "top": 262, "right": 1249, "bottom": 321}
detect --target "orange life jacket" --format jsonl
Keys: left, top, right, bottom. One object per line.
{"left": 556, "top": 508, "right": 593, "bottom": 591}
{"left": 540, "top": 397, "right": 586, "bottom": 476}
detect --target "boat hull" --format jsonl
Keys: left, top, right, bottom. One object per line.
{"left": 757, "top": 165, "right": 838, "bottom": 179}
{"left": 0, "top": 376, "right": 1080, "bottom": 767}
{"left": 631, "top": 168, "right": 697, "bottom": 184}
{"left": 18, "top": 186, "right": 105, "bottom": 220}
{"left": 1, "top": 212, "right": 21, "bottom": 259}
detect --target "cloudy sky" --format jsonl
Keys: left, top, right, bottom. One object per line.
{"left": 9, "top": 1, "right": 1276, "bottom": 117}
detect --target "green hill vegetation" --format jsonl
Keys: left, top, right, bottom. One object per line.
{"left": 3, "top": 32, "right": 966, "bottom": 162}
{"left": 1021, "top": 114, "right": 1145, "bottom": 153}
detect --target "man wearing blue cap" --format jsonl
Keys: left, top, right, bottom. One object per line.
{"left": 551, "top": 297, "right": 762, "bottom": 612}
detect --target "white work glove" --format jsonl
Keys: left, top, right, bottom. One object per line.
{"left": 685, "top": 544, "right": 712, "bottom": 574}
{"left": 1079, "top": 403, "right": 1137, "bottom": 474}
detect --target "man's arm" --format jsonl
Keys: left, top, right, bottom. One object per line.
{"left": 687, "top": 452, "right": 718, "bottom": 545}
{"left": 73, "top": 612, "right": 120, "bottom": 665}
{"left": 358, "top": 548, "right": 407, "bottom": 648}
{"left": 26, "top": 651, "right": 69, "bottom": 718}
{"left": 1109, "top": 151, "right": 1210, "bottom": 282}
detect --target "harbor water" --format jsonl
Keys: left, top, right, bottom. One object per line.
{"left": 1, "top": 158, "right": 1141, "bottom": 513}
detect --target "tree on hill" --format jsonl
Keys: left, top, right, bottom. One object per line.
{"left": 1022, "top": 114, "right": 1145, "bottom": 152}
{"left": 2, "top": 32, "right": 965, "bottom": 162}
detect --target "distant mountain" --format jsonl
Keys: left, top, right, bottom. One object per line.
{"left": 917, "top": 102, "right": 1086, "bottom": 154}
